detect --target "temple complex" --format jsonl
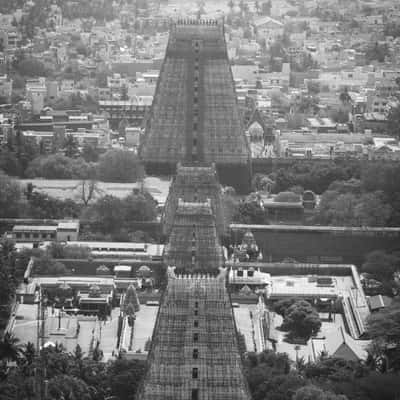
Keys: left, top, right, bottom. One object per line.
{"left": 138, "top": 20, "right": 252, "bottom": 400}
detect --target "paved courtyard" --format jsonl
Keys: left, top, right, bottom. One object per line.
{"left": 121, "top": 305, "right": 158, "bottom": 354}
{"left": 12, "top": 304, "right": 120, "bottom": 360}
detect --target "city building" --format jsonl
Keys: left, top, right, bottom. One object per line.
{"left": 10, "top": 220, "right": 80, "bottom": 243}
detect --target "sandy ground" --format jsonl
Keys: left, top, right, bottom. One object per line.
{"left": 17, "top": 177, "right": 171, "bottom": 205}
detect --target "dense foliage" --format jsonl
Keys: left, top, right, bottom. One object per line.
{"left": 0, "top": 341, "right": 146, "bottom": 400}
{"left": 81, "top": 190, "right": 158, "bottom": 234}
{"left": 244, "top": 350, "right": 400, "bottom": 400}
{"left": 0, "top": 171, "right": 158, "bottom": 225}
{"left": 249, "top": 161, "right": 400, "bottom": 227}
{"left": 97, "top": 150, "right": 145, "bottom": 183}
{"left": 273, "top": 299, "right": 321, "bottom": 340}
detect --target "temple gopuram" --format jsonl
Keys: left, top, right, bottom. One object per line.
{"left": 138, "top": 272, "right": 252, "bottom": 400}
{"left": 137, "top": 20, "right": 252, "bottom": 400}
{"left": 140, "top": 19, "right": 251, "bottom": 193}
{"left": 163, "top": 163, "right": 226, "bottom": 237}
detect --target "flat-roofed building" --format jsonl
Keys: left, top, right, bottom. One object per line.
{"left": 12, "top": 225, "right": 57, "bottom": 242}
{"left": 11, "top": 220, "right": 80, "bottom": 243}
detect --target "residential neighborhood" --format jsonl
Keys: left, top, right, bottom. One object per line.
{"left": 0, "top": 0, "right": 399, "bottom": 163}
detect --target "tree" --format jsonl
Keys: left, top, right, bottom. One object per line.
{"left": 235, "top": 199, "right": 266, "bottom": 224}
{"left": 293, "top": 385, "right": 348, "bottom": 400}
{"left": 76, "top": 180, "right": 102, "bottom": 206}
{"left": 316, "top": 191, "right": 358, "bottom": 226}
{"left": 0, "top": 239, "right": 17, "bottom": 309}
{"left": 97, "top": 150, "right": 145, "bottom": 183}
{"left": 33, "top": 254, "right": 68, "bottom": 275}
{"left": 26, "top": 154, "right": 92, "bottom": 179}
{"left": 107, "top": 358, "right": 146, "bottom": 400}
{"left": 251, "top": 371, "right": 304, "bottom": 400}
{"left": 303, "top": 357, "right": 369, "bottom": 382}
{"left": 81, "top": 143, "right": 99, "bottom": 163}
{"left": 82, "top": 195, "right": 126, "bottom": 233}
{"left": 273, "top": 298, "right": 297, "bottom": 316}
{"left": 356, "top": 372, "right": 400, "bottom": 400}
{"left": 244, "top": 350, "right": 301, "bottom": 400}
{"left": 252, "top": 174, "right": 275, "bottom": 192}
{"left": 63, "top": 135, "right": 80, "bottom": 158}
{"left": 47, "top": 374, "right": 93, "bottom": 400}
{"left": 15, "top": 58, "right": 48, "bottom": 77}
{"left": 26, "top": 192, "right": 81, "bottom": 219}
{"left": 362, "top": 250, "right": 399, "bottom": 283}
{"left": 0, "top": 343, "right": 147, "bottom": 400}
{"left": 281, "top": 300, "right": 321, "bottom": 340}
{"left": 328, "top": 179, "right": 362, "bottom": 195}
{"left": 123, "top": 190, "right": 157, "bottom": 222}
{"left": 0, "top": 172, "right": 21, "bottom": 218}
{"left": 46, "top": 243, "right": 90, "bottom": 260}
{"left": 22, "top": 342, "right": 36, "bottom": 366}
{"left": 223, "top": 192, "right": 239, "bottom": 226}
{"left": 387, "top": 104, "right": 400, "bottom": 139}
{"left": 366, "top": 298, "right": 400, "bottom": 371}
{"left": 0, "top": 333, "right": 22, "bottom": 362}
{"left": 354, "top": 191, "right": 392, "bottom": 227}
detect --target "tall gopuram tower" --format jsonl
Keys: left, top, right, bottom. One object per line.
{"left": 163, "top": 198, "right": 224, "bottom": 273}
{"left": 137, "top": 271, "right": 252, "bottom": 400}
{"left": 140, "top": 19, "right": 251, "bottom": 193}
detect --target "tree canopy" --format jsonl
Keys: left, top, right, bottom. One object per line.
{"left": 26, "top": 155, "right": 93, "bottom": 180}
{"left": 280, "top": 300, "right": 322, "bottom": 340}
{"left": 0, "top": 172, "right": 21, "bottom": 218}
{"left": 97, "top": 150, "right": 145, "bottom": 183}
{"left": 366, "top": 298, "right": 400, "bottom": 371}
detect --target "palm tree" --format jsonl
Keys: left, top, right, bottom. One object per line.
{"left": 73, "top": 344, "right": 84, "bottom": 361}
{"left": 22, "top": 342, "right": 35, "bottom": 365}
{"left": 19, "top": 342, "right": 36, "bottom": 378}
{"left": 0, "top": 333, "right": 22, "bottom": 362}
